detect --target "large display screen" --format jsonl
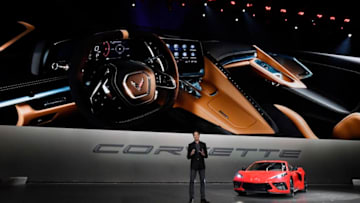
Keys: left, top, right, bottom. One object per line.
{"left": 161, "top": 38, "right": 204, "bottom": 77}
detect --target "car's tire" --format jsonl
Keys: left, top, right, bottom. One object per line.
{"left": 287, "top": 178, "right": 295, "bottom": 197}
{"left": 302, "top": 176, "right": 308, "bottom": 192}
{"left": 236, "top": 191, "right": 246, "bottom": 196}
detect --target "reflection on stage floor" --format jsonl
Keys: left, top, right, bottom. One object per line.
{"left": 1, "top": 183, "right": 360, "bottom": 203}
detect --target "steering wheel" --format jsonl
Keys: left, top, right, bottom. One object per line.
{"left": 69, "top": 30, "right": 179, "bottom": 128}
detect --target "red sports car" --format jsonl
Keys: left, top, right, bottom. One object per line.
{"left": 233, "top": 160, "right": 307, "bottom": 196}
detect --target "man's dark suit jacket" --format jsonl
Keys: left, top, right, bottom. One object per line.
{"left": 187, "top": 141, "right": 208, "bottom": 170}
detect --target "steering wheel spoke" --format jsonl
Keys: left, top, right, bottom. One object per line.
{"left": 154, "top": 70, "right": 177, "bottom": 89}
{"left": 89, "top": 78, "right": 117, "bottom": 113}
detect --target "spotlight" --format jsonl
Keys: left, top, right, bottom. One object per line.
{"left": 294, "top": 26, "right": 298, "bottom": 30}
{"left": 131, "top": 3, "right": 136, "bottom": 7}
{"left": 344, "top": 18, "right": 351, "bottom": 23}
{"left": 242, "top": 9, "right": 246, "bottom": 13}
{"left": 220, "top": 8, "right": 224, "bottom": 12}
{"left": 312, "top": 19, "right": 315, "bottom": 22}
{"left": 330, "top": 16, "right": 336, "bottom": 21}
{"left": 348, "top": 33, "right": 352, "bottom": 38}
{"left": 285, "top": 19, "right": 288, "bottom": 22}
{"left": 265, "top": 6, "right": 271, "bottom": 11}
{"left": 204, "top": 3, "right": 207, "bottom": 7}
{"left": 280, "top": 9, "right": 287, "bottom": 13}
{"left": 202, "top": 13, "right": 206, "bottom": 18}
{"left": 317, "top": 14, "right": 323, "bottom": 19}
{"left": 246, "top": 3, "right": 253, "bottom": 8}
{"left": 252, "top": 14, "right": 256, "bottom": 17}
{"left": 235, "top": 18, "right": 239, "bottom": 22}
{"left": 341, "top": 26, "right": 344, "bottom": 30}
{"left": 230, "top": 1, "right": 236, "bottom": 6}
{"left": 313, "top": 23, "right": 316, "bottom": 26}
{"left": 298, "top": 11, "right": 304, "bottom": 16}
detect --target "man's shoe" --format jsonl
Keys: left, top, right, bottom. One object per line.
{"left": 188, "top": 198, "right": 194, "bottom": 203}
{"left": 201, "top": 199, "right": 210, "bottom": 203}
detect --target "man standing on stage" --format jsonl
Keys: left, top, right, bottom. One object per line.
{"left": 187, "top": 131, "right": 210, "bottom": 203}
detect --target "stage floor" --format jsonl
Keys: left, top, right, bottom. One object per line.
{"left": 1, "top": 183, "right": 360, "bottom": 202}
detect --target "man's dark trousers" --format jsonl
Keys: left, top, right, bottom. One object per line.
{"left": 187, "top": 141, "right": 208, "bottom": 200}
{"left": 190, "top": 168, "right": 205, "bottom": 199}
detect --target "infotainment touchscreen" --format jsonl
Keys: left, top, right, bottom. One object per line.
{"left": 161, "top": 38, "right": 204, "bottom": 77}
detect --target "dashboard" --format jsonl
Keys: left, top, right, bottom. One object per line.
{"left": 37, "top": 36, "right": 205, "bottom": 81}
{"left": 86, "top": 37, "right": 204, "bottom": 78}
{"left": 39, "top": 36, "right": 206, "bottom": 101}
{"left": 12, "top": 33, "right": 314, "bottom": 113}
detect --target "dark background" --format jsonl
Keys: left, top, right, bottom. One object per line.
{"left": 1, "top": 0, "right": 358, "bottom": 56}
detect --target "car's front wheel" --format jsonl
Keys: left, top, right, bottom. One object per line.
{"left": 236, "top": 191, "right": 246, "bottom": 196}
{"left": 287, "top": 178, "right": 295, "bottom": 197}
{"left": 302, "top": 176, "right": 308, "bottom": 192}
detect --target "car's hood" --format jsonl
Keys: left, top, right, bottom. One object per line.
{"left": 239, "top": 171, "right": 286, "bottom": 182}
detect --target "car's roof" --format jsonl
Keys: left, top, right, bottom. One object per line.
{"left": 253, "top": 160, "right": 288, "bottom": 164}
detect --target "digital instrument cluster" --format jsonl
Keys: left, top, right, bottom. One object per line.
{"left": 88, "top": 40, "right": 131, "bottom": 61}
{"left": 161, "top": 38, "right": 204, "bottom": 77}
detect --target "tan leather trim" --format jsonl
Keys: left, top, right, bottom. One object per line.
{"left": 15, "top": 102, "right": 77, "bottom": 126}
{"left": 252, "top": 45, "right": 307, "bottom": 89}
{"left": 120, "top": 30, "right": 129, "bottom": 39}
{"left": 274, "top": 104, "right": 318, "bottom": 139}
{"left": 224, "top": 60, "right": 250, "bottom": 68}
{"left": 174, "top": 57, "right": 274, "bottom": 134}
{"left": 333, "top": 113, "right": 360, "bottom": 139}
{"left": 0, "top": 21, "right": 35, "bottom": 52}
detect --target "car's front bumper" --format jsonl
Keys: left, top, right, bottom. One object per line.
{"left": 233, "top": 181, "right": 290, "bottom": 194}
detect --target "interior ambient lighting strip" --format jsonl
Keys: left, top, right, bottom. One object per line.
{"left": 0, "top": 86, "right": 70, "bottom": 108}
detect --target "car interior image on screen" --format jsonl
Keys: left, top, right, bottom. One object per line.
{"left": 1, "top": 0, "right": 360, "bottom": 140}
{"left": 1, "top": 0, "right": 360, "bottom": 202}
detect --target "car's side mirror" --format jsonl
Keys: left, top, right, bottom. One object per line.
{"left": 293, "top": 166, "right": 298, "bottom": 171}
{"left": 242, "top": 167, "right": 246, "bottom": 171}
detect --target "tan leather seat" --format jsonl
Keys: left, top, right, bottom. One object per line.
{"left": 333, "top": 113, "right": 360, "bottom": 139}
{"left": 275, "top": 104, "right": 360, "bottom": 140}
{"left": 274, "top": 104, "right": 319, "bottom": 139}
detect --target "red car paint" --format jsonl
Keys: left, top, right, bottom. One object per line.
{"left": 233, "top": 160, "right": 306, "bottom": 195}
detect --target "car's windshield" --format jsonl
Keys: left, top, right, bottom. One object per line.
{"left": 247, "top": 162, "right": 286, "bottom": 171}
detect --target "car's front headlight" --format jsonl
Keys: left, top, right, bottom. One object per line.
{"left": 270, "top": 173, "right": 287, "bottom": 179}
{"left": 234, "top": 172, "right": 243, "bottom": 179}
